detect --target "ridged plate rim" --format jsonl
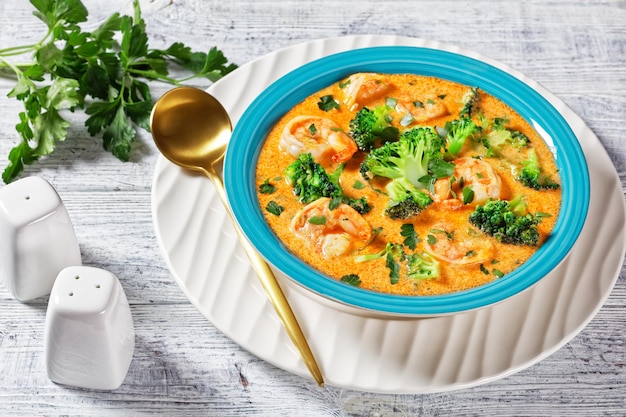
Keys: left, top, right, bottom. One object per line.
{"left": 151, "top": 35, "right": 625, "bottom": 393}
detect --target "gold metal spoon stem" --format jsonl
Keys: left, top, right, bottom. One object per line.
{"left": 150, "top": 87, "right": 324, "bottom": 387}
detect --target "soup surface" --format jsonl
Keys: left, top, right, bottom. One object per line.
{"left": 256, "top": 73, "right": 561, "bottom": 296}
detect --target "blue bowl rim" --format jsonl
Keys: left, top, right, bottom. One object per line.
{"left": 224, "top": 45, "right": 590, "bottom": 315}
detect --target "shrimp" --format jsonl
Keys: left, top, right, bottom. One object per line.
{"left": 291, "top": 197, "right": 372, "bottom": 258}
{"left": 342, "top": 73, "right": 393, "bottom": 111}
{"left": 432, "top": 157, "right": 502, "bottom": 208}
{"left": 425, "top": 223, "right": 495, "bottom": 265}
{"left": 279, "top": 115, "right": 357, "bottom": 164}
{"left": 395, "top": 98, "right": 449, "bottom": 124}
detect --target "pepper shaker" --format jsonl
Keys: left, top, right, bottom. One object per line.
{"left": 44, "top": 266, "right": 135, "bottom": 390}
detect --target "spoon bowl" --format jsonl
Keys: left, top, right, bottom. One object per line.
{"left": 150, "top": 87, "right": 231, "bottom": 174}
{"left": 150, "top": 87, "right": 324, "bottom": 386}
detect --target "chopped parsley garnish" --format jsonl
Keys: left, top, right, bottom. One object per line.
{"left": 352, "top": 180, "right": 366, "bottom": 190}
{"left": 400, "top": 224, "right": 419, "bottom": 250}
{"left": 317, "top": 95, "right": 340, "bottom": 111}
{"left": 265, "top": 201, "right": 284, "bottom": 216}
{"left": 307, "top": 215, "right": 327, "bottom": 225}
{"left": 462, "top": 186, "right": 475, "bottom": 204}
{"left": 259, "top": 178, "right": 276, "bottom": 194}
{"left": 340, "top": 274, "right": 362, "bottom": 286}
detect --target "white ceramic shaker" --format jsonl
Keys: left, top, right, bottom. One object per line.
{"left": 44, "top": 265, "right": 135, "bottom": 390}
{"left": 0, "top": 176, "right": 82, "bottom": 301}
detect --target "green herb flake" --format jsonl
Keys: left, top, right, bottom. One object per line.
{"left": 308, "top": 123, "right": 317, "bottom": 135}
{"left": 317, "top": 95, "right": 339, "bottom": 111}
{"left": 493, "top": 269, "right": 504, "bottom": 278}
{"left": 427, "top": 234, "right": 437, "bottom": 245}
{"left": 479, "top": 264, "right": 489, "bottom": 275}
{"left": 430, "top": 228, "right": 454, "bottom": 240}
{"left": 259, "top": 178, "right": 276, "bottom": 194}
{"left": 352, "top": 180, "right": 366, "bottom": 190}
{"left": 308, "top": 215, "right": 327, "bottom": 225}
{"left": 341, "top": 274, "right": 362, "bottom": 286}
{"left": 386, "top": 251, "right": 401, "bottom": 284}
{"left": 400, "top": 223, "right": 419, "bottom": 250}
{"left": 328, "top": 197, "right": 342, "bottom": 210}
{"left": 265, "top": 201, "right": 284, "bottom": 216}
{"left": 462, "top": 186, "right": 475, "bottom": 204}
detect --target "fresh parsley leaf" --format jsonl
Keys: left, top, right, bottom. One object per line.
{"left": 308, "top": 215, "right": 327, "bottom": 225}
{"left": 329, "top": 197, "right": 342, "bottom": 210}
{"left": 102, "top": 104, "right": 135, "bottom": 161}
{"left": 462, "top": 186, "right": 475, "bottom": 204}
{"left": 266, "top": 201, "right": 284, "bottom": 216}
{"left": 0, "top": 0, "right": 237, "bottom": 183}
{"left": 386, "top": 248, "right": 401, "bottom": 284}
{"left": 317, "top": 95, "right": 339, "bottom": 111}
{"left": 400, "top": 224, "right": 419, "bottom": 250}
{"left": 340, "top": 274, "right": 362, "bottom": 286}
{"left": 352, "top": 180, "right": 366, "bottom": 190}
{"left": 259, "top": 178, "right": 277, "bottom": 194}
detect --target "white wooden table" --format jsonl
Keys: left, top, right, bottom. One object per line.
{"left": 0, "top": 1, "right": 624, "bottom": 415}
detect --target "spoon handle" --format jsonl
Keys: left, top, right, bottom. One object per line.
{"left": 207, "top": 171, "right": 324, "bottom": 387}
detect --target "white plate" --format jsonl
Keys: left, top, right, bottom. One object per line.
{"left": 151, "top": 35, "right": 626, "bottom": 393}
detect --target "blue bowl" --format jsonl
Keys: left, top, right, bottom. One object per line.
{"left": 224, "top": 46, "right": 589, "bottom": 316}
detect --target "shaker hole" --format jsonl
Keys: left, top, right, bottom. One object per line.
{"left": 95, "top": 284, "right": 101, "bottom": 289}
{"left": 68, "top": 292, "right": 74, "bottom": 296}
{"left": 24, "top": 196, "right": 30, "bottom": 200}
{"left": 75, "top": 275, "right": 80, "bottom": 280}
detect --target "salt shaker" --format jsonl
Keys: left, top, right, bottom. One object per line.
{"left": 44, "top": 266, "right": 135, "bottom": 390}
{"left": 0, "top": 176, "right": 81, "bottom": 301}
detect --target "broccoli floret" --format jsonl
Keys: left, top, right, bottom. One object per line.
{"left": 405, "top": 251, "right": 440, "bottom": 281}
{"left": 284, "top": 153, "right": 340, "bottom": 203}
{"left": 481, "top": 118, "right": 530, "bottom": 156}
{"left": 510, "top": 130, "right": 531, "bottom": 148}
{"left": 355, "top": 242, "right": 440, "bottom": 283}
{"left": 443, "top": 117, "right": 480, "bottom": 160}
{"left": 384, "top": 177, "right": 433, "bottom": 219}
{"left": 344, "top": 196, "right": 371, "bottom": 214}
{"left": 469, "top": 198, "right": 543, "bottom": 246}
{"left": 359, "top": 126, "right": 445, "bottom": 188}
{"left": 459, "top": 87, "right": 480, "bottom": 118}
{"left": 349, "top": 105, "right": 399, "bottom": 151}
{"left": 517, "top": 148, "right": 560, "bottom": 190}
{"left": 355, "top": 242, "right": 404, "bottom": 284}
{"left": 284, "top": 153, "right": 371, "bottom": 214}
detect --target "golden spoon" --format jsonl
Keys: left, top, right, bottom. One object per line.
{"left": 150, "top": 86, "right": 324, "bottom": 387}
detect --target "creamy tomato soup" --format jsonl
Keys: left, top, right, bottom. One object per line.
{"left": 256, "top": 73, "right": 561, "bottom": 296}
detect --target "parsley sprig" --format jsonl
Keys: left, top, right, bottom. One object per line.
{"left": 0, "top": 0, "right": 237, "bottom": 183}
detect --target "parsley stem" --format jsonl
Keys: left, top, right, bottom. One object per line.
{"left": 126, "top": 68, "right": 182, "bottom": 86}
{"left": 0, "top": 44, "right": 38, "bottom": 57}
{"left": 0, "top": 56, "right": 25, "bottom": 76}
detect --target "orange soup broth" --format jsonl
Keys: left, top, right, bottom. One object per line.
{"left": 255, "top": 74, "right": 561, "bottom": 296}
